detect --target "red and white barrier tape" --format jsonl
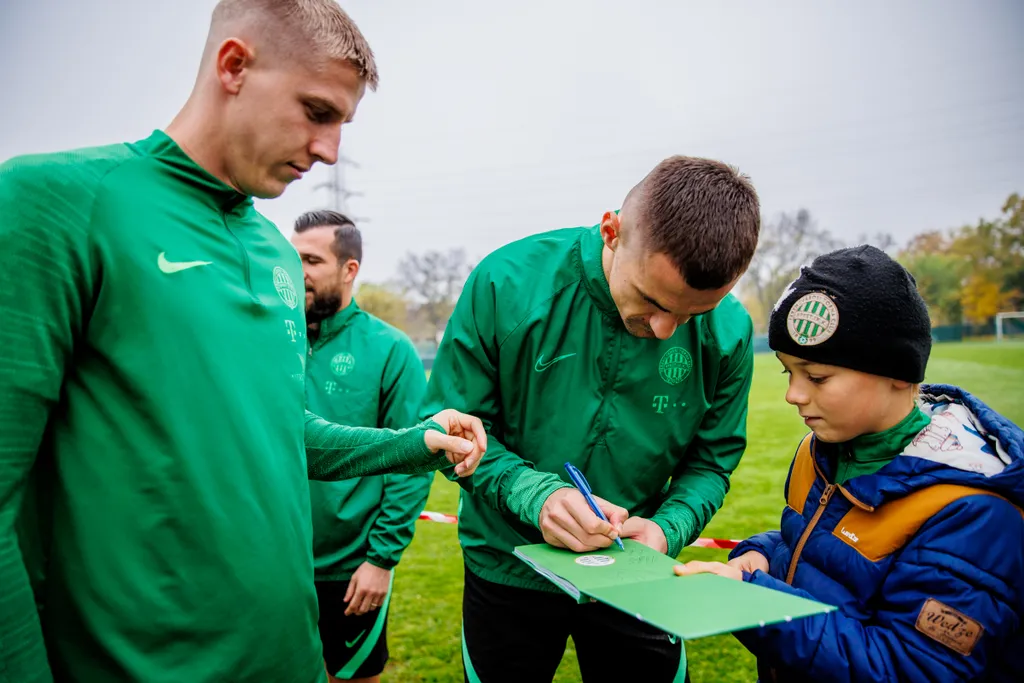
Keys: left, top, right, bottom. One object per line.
{"left": 687, "top": 537, "right": 740, "bottom": 550}
{"left": 418, "top": 511, "right": 740, "bottom": 549}
{"left": 418, "top": 510, "right": 459, "bottom": 524}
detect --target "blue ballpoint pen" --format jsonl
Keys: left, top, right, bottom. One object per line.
{"left": 563, "top": 462, "right": 625, "bottom": 551}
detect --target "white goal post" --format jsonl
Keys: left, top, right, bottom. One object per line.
{"left": 995, "top": 312, "right": 1024, "bottom": 342}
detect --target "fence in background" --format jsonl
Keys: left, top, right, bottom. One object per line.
{"left": 418, "top": 316, "right": 1024, "bottom": 368}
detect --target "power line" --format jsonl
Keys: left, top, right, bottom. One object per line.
{"left": 313, "top": 154, "right": 370, "bottom": 223}
{"left": 348, "top": 102, "right": 1024, "bottom": 190}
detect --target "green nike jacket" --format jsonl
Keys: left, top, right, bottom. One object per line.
{"left": 422, "top": 225, "right": 754, "bottom": 591}
{"left": 0, "top": 131, "right": 450, "bottom": 683}
{"left": 307, "top": 301, "right": 432, "bottom": 580}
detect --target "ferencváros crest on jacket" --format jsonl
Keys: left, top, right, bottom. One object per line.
{"left": 659, "top": 347, "right": 693, "bottom": 386}
{"left": 331, "top": 352, "right": 356, "bottom": 376}
{"left": 273, "top": 266, "right": 298, "bottom": 310}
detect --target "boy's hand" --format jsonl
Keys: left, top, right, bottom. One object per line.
{"left": 426, "top": 409, "right": 488, "bottom": 477}
{"left": 620, "top": 517, "right": 668, "bottom": 554}
{"left": 540, "top": 490, "right": 628, "bottom": 552}
{"left": 673, "top": 561, "right": 744, "bottom": 581}
{"left": 727, "top": 550, "right": 769, "bottom": 575}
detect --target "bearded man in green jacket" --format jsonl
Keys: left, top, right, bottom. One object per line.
{"left": 423, "top": 156, "right": 761, "bottom": 682}
{"left": 291, "top": 210, "right": 433, "bottom": 683}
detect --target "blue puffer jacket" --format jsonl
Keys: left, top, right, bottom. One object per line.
{"left": 731, "top": 385, "right": 1024, "bottom": 682}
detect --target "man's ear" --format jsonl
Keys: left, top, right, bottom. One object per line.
{"left": 342, "top": 259, "right": 360, "bottom": 285}
{"left": 599, "top": 211, "right": 622, "bottom": 251}
{"left": 215, "top": 38, "right": 254, "bottom": 95}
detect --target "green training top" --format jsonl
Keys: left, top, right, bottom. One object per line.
{"left": 422, "top": 226, "right": 754, "bottom": 591}
{"left": 306, "top": 300, "right": 432, "bottom": 579}
{"left": 0, "top": 131, "right": 449, "bottom": 683}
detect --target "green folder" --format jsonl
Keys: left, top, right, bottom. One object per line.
{"left": 513, "top": 540, "right": 835, "bottom": 640}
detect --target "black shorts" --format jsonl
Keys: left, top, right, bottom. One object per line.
{"left": 315, "top": 579, "right": 391, "bottom": 679}
{"left": 461, "top": 565, "right": 688, "bottom": 683}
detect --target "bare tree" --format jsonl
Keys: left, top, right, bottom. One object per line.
{"left": 395, "top": 249, "right": 474, "bottom": 343}
{"left": 740, "top": 209, "right": 841, "bottom": 332}
{"left": 355, "top": 282, "right": 409, "bottom": 331}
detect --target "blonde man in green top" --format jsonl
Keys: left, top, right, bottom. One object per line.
{"left": 0, "top": 3, "right": 484, "bottom": 682}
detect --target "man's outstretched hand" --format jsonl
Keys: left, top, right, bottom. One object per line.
{"left": 426, "top": 409, "right": 488, "bottom": 477}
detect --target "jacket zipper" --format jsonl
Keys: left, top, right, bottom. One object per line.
{"left": 224, "top": 216, "right": 257, "bottom": 302}
{"left": 768, "top": 482, "right": 837, "bottom": 683}
{"left": 592, "top": 327, "right": 622, "bottom": 442}
{"left": 784, "top": 483, "right": 836, "bottom": 585}
{"left": 837, "top": 445, "right": 851, "bottom": 485}
{"left": 769, "top": 442, "right": 847, "bottom": 681}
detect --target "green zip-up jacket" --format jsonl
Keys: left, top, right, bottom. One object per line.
{"left": 0, "top": 132, "right": 451, "bottom": 683}
{"left": 423, "top": 226, "right": 753, "bottom": 591}
{"left": 307, "top": 301, "right": 432, "bottom": 579}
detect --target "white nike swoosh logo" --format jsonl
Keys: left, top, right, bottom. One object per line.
{"left": 158, "top": 252, "right": 212, "bottom": 274}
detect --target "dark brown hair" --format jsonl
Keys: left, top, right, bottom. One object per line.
{"left": 294, "top": 210, "right": 362, "bottom": 264}
{"left": 633, "top": 156, "right": 760, "bottom": 290}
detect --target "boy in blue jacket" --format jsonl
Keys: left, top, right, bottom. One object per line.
{"left": 675, "top": 245, "right": 1024, "bottom": 682}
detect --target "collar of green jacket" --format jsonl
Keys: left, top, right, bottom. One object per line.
{"left": 131, "top": 130, "right": 252, "bottom": 212}
{"left": 314, "top": 299, "right": 361, "bottom": 349}
{"left": 827, "top": 405, "right": 931, "bottom": 485}
{"left": 577, "top": 225, "right": 618, "bottom": 317}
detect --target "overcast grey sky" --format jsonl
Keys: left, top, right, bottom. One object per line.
{"left": 2, "top": 0, "right": 1022, "bottom": 283}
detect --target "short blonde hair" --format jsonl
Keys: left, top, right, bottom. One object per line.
{"left": 210, "top": 0, "right": 379, "bottom": 89}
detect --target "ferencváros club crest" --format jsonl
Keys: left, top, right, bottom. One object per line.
{"left": 331, "top": 352, "right": 356, "bottom": 376}
{"left": 659, "top": 347, "right": 693, "bottom": 385}
{"left": 273, "top": 267, "right": 298, "bottom": 309}
{"left": 787, "top": 292, "right": 839, "bottom": 346}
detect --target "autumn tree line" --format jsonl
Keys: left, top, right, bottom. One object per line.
{"left": 358, "top": 192, "right": 1023, "bottom": 343}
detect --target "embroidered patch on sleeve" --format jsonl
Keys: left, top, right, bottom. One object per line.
{"left": 914, "top": 598, "right": 984, "bottom": 657}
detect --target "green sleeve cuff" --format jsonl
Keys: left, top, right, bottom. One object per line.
{"left": 366, "top": 556, "right": 398, "bottom": 571}
{"left": 505, "top": 468, "right": 573, "bottom": 528}
{"left": 650, "top": 508, "right": 699, "bottom": 558}
{"left": 419, "top": 419, "right": 454, "bottom": 470}
{"left": 423, "top": 418, "right": 446, "bottom": 434}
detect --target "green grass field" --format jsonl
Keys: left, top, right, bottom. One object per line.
{"left": 385, "top": 341, "right": 1024, "bottom": 682}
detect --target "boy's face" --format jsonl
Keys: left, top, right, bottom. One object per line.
{"left": 776, "top": 352, "right": 913, "bottom": 443}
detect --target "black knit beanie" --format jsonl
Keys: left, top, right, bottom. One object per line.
{"left": 768, "top": 245, "right": 932, "bottom": 383}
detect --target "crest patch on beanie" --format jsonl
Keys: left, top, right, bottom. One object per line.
{"left": 786, "top": 292, "right": 839, "bottom": 346}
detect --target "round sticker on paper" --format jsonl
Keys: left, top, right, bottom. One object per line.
{"left": 575, "top": 555, "right": 615, "bottom": 567}
{"left": 786, "top": 292, "right": 839, "bottom": 346}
